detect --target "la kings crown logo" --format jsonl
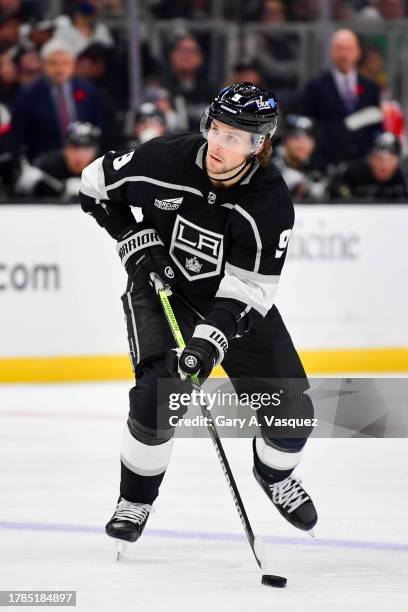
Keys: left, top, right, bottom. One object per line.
{"left": 185, "top": 256, "right": 202, "bottom": 273}
{"left": 170, "top": 215, "right": 223, "bottom": 281}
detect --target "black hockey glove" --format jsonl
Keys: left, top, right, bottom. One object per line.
{"left": 166, "top": 323, "right": 228, "bottom": 384}
{"left": 116, "top": 225, "right": 176, "bottom": 289}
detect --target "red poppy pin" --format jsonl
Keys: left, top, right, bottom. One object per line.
{"left": 356, "top": 84, "right": 364, "bottom": 96}
{"left": 0, "top": 122, "right": 11, "bottom": 135}
{"left": 74, "top": 89, "right": 87, "bottom": 102}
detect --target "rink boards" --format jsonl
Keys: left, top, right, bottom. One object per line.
{"left": 0, "top": 204, "right": 407, "bottom": 381}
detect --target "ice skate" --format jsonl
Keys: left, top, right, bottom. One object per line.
{"left": 254, "top": 467, "right": 317, "bottom": 535}
{"left": 105, "top": 498, "right": 152, "bottom": 560}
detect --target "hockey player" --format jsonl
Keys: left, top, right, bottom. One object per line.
{"left": 79, "top": 82, "right": 317, "bottom": 550}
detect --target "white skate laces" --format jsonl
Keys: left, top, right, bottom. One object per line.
{"left": 268, "top": 475, "right": 310, "bottom": 514}
{"left": 113, "top": 499, "right": 152, "bottom": 525}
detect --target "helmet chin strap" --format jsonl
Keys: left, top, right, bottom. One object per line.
{"left": 206, "top": 157, "right": 252, "bottom": 182}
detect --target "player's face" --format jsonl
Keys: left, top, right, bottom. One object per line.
{"left": 369, "top": 152, "right": 399, "bottom": 182}
{"left": 285, "top": 134, "right": 315, "bottom": 163}
{"left": 64, "top": 145, "right": 97, "bottom": 175}
{"left": 206, "top": 120, "right": 253, "bottom": 174}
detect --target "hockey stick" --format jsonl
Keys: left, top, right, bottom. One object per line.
{"left": 151, "top": 274, "right": 266, "bottom": 570}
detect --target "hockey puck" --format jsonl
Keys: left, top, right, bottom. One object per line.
{"left": 261, "top": 574, "right": 287, "bottom": 588}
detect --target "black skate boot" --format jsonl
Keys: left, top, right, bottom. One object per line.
{"left": 253, "top": 467, "right": 317, "bottom": 535}
{"left": 106, "top": 497, "right": 152, "bottom": 560}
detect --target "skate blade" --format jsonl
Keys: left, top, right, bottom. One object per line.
{"left": 307, "top": 528, "right": 316, "bottom": 538}
{"left": 114, "top": 540, "right": 128, "bottom": 561}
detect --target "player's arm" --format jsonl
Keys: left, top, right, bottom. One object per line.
{"left": 79, "top": 145, "right": 176, "bottom": 288}
{"left": 208, "top": 202, "right": 294, "bottom": 336}
{"left": 80, "top": 149, "right": 142, "bottom": 239}
{"left": 168, "top": 189, "right": 295, "bottom": 383}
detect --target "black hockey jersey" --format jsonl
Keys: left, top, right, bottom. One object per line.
{"left": 80, "top": 133, "right": 294, "bottom": 337}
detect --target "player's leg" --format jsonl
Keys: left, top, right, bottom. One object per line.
{"left": 222, "top": 305, "right": 317, "bottom": 533}
{"left": 106, "top": 281, "right": 194, "bottom": 544}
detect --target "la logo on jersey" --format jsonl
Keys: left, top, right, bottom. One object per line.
{"left": 170, "top": 215, "right": 223, "bottom": 281}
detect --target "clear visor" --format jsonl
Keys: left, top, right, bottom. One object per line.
{"left": 200, "top": 112, "right": 266, "bottom": 155}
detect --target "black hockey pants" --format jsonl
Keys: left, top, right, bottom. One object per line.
{"left": 119, "top": 279, "right": 314, "bottom": 504}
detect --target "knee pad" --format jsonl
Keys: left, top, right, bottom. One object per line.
{"left": 121, "top": 419, "right": 174, "bottom": 478}
{"left": 258, "top": 391, "right": 314, "bottom": 442}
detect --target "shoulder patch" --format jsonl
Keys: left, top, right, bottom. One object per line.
{"left": 113, "top": 151, "right": 135, "bottom": 171}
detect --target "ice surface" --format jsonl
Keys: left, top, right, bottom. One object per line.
{"left": 0, "top": 382, "right": 407, "bottom": 611}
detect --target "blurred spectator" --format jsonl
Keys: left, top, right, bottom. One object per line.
{"left": 226, "top": 60, "right": 266, "bottom": 89}
{"left": 299, "top": 29, "right": 382, "bottom": 165}
{"left": 0, "top": 0, "right": 42, "bottom": 20}
{"left": 157, "top": 33, "right": 215, "bottom": 130}
{"left": 288, "top": 0, "right": 319, "bottom": 20}
{"left": 0, "top": 49, "right": 18, "bottom": 108}
{"left": 13, "top": 45, "right": 42, "bottom": 86}
{"left": 244, "top": 0, "right": 299, "bottom": 103}
{"left": 220, "top": 0, "right": 262, "bottom": 20}
{"left": 329, "top": 131, "right": 408, "bottom": 201}
{"left": 128, "top": 102, "right": 167, "bottom": 148}
{"left": 11, "top": 38, "right": 102, "bottom": 159}
{"left": 0, "top": 10, "right": 20, "bottom": 53}
{"left": 356, "top": 1, "right": 382, "bottom": 19}
{"left": 379, "top": 0, "right": 406, "bottom": 19}
{"left": 76, "top": 43, "right": 125, "bottom": 149}
{"left": 143, "top": 84, "right": 182, "bottom": 132}
{"left": 15, "top": 121, "right": 101, "bottom": 198}
{"left": 0, "top": 99, "right": 17, "bottom": 195}
{"left": 260, "top": 0, "right": 286, "bottom": 21}
{"left": 20, "top": 19, "right": 56, "bottom": 51}
{"left": 332, "top": 0, "right": 355, "bottom": 19}
{"left": 359, "top": 46, "right": 387, "bottom": 91}
{"left": 272, "top": 114, "right": 327, "bottom": 201}
{"left": 153, "top": 0, "right": 210, "bottom": 19}
{"left": 54, "top": 1, "right": 114, "bottom": 56}
{"left": 101, "top": 0, "right": 124, "bottom": 15}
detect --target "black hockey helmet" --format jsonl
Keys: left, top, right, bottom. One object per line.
{"left": 201, "top": 82, "right": 279, "bottom": 153}
{"left": 134, "top": 102, "right": 165, "bottom": 125}
{"left": 371, "top": 131, "right": 401, "bottom": 157}
{"left": 65, "top": 122, "right": 101, "bottom": 148}
{"left": 285, "top": 114, "right": 315, "bottom": 138}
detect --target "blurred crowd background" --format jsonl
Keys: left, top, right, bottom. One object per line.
{"left": 1, "top": 0, "right": 408, "bottom": 203}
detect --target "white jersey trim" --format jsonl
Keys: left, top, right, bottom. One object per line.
{"left": 216, "top": 262, "right": 279, "bottom": 316}
{"left": 80, "top": 156, "right": 108, "bottom": 200}
{"left": 106, "top": 175, "right": 204, "bottom": 198}
{"left": 234, "top": 205, "right": 262, "bottom": 272}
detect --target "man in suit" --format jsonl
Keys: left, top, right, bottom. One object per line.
{"left": 11, "top": 38, "right": 102, "bottom": 160}
{"left": 298, "top": 29, "right": 382, "bottom": 166}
